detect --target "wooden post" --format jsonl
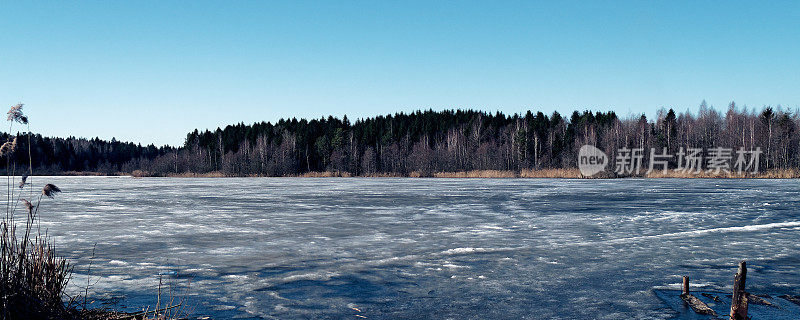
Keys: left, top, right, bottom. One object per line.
{"left": 730, "top": 260, "right": 748, "bottom": 320}
{"left": 736, "top": 260, "right": 747, "bottom": 290}
{"left": 680, "top": 274, "right": 716, "bottom": 316}
{"left": 682, "top": 276, "right": 690, "bottom": 295}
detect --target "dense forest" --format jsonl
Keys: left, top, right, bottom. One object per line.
{"left": 3, "top": 102, "right": 800, "bottom": 176}
{"left": 0, "top": 133, "right": 175, "bottom": 175}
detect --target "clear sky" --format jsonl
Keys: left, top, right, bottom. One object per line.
{"left": 1, "top": 1, "right": 798, "bottom": 146}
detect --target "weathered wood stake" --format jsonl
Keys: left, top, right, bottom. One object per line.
{"left": 680, "top": 275, "right": 716, "bottom": 316}
{"left": 682, "top": 276, "right": 690, "bottom": 295}
{"left": 730, "top": 260, "right": 748, "bottom": 320}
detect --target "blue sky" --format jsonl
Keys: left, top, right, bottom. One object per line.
{"left": 1, "top": 1, "right": 798, "bottom": 146}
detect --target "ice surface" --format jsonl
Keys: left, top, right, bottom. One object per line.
{"left": 28, "top": 177, "right": 800, "bottom": 319}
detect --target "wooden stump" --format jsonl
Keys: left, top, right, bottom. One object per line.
{"left": 680, "top": 275, "right": 717, "bottom": 316}
{"left": 682, "top": 276, "right": 690, "bottom": 295}
{"left": 730, "top": 260, "right": 748, "bottom": 320}
{"left": 681, "top": 293, "right": 717, "bottom": 316}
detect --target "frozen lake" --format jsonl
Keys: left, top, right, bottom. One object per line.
{"left": 32, "top": 177, "right": 800, "bottom": 319}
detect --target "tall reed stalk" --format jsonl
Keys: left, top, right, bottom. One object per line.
{"left": 0, "top": 104, "right": 72, "bottom": 319}
{"left": 0, "top": 104, "right": 189, "bottom": 320}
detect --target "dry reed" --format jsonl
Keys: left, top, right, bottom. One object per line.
{"left": 298, "top": 171, "right": 352, "bottom": 177}
{"left": 42, "top": 184, "right": 61, "bottom": 198}
{"left": 433, "top": 170, "right": 518, "bottom": 178}
{"left": 0, "top": 104, "right": 189, "bottom": 320}
{"left": 165, "top": 171, "right": 226, "bottom": 178}
{"left": 520, "top": 168, "right": 583, "bottom": 178}
{"left": 644, "top": 168, "right": 800, "bottom": 179}
{"left": 1, "top": 104, "right": 73, "bottom": 319}
{"left": 135, "top": 168, "right": 800, "bottom": 179}
{"left": 0, "top": 138, "right": 16, "bottom": 157}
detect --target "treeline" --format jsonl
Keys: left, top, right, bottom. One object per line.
{"left": 4, "top": 102, "right": 799, "bottom": 176}
{"left": 162, "top": 102, "right": 799, "bottom": 176}
{"left": 0, "top": 134, "right": 174, "bottom": 174}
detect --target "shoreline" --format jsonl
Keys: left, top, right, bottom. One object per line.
{"left": 22, "top": 169, "right": 800, "bottom": 179}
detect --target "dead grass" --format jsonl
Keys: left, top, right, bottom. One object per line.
{"left": 298, "top": 171, "right": 352, "bottom": 177}
{"left": 644, "top": 169, "right": 800, "bottom": 179}
{"left": 79, "top": 168, "right": 800, "bottom": 179}
{"left": 520, "top": 168, "right": 583, "bottom": 178}
{"left": 0, "top": 105, "right": 75, "bottom": 319}
{"left": 164, "top": 171, "right": 226, "bottom": 178}
{"left": 60, "top": 171, "right": 110, "bottom": 176}
{"left": 751, "top": 168, "right": 800, "bottom": 178}
{"left": 0, "top": 104, "right": 190, "bottom": 319}
{"left": 359, "top": 172, "right": 405, "bottom": 177}
{"left": 407, "top": 171, "right": 430, "bottom": 178}
{"left": 433, "top": 170, "right": 518, "bottom": 178}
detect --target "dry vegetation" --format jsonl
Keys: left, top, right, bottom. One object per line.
{"left": 0, "top": 104, "right": 73, "bottom": 319}
{"left": 129, "top": 167, "right": 800, "bottom": 179}
{"left": 298, "top": 171, "right": 352, "bottom": 177}
{"left": 1, "top": 104, "right": 188, "bottom": 319}
{"left": 433, "top": 170, "right": 518, "bottom": 178}
{"left": 642, "top": 168, "right": 800, "bottom": 179}
{"left": 164, "top": 171, "right": 226, "bottom": 178}
{"left": 520, "top": 168, "right": 583, "bottom": 178}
